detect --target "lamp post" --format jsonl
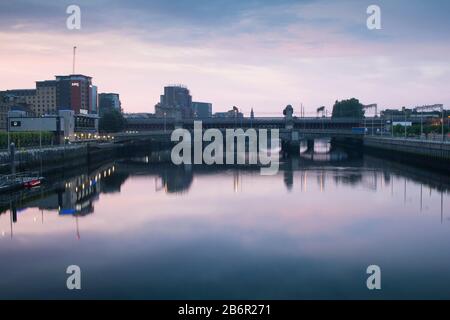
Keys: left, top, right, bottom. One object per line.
{"left": 7, "top": 114, "right": 10, "bottom": 150}
{"left": 391, "top": 113, "right": 394, "bottom": 137}
{"left": 370, "top": 107, "right": 375, "bottom": 136}
{"left": 420, "top": 108, "right": 423, "bottom": 139}
{"left": 403, "top": 107, "right": 407, "bottom": 139}
{"left": 364, "top": 117, "right": 366, "bottom": 136}
{"left": 441, "top": 105, "right": 444, "bottom": 142}
{"left": 163, "top": 112, "right": 166, "bottom": 132}
{"left": 39, "top": 116, "right": 43, "bottom": 176}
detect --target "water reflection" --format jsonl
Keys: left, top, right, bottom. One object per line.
{"left": 1, "top": 149, "right": 448, "bottom": 237}
{"left": 0, "top": 147, "right": 449, "bottom": 299}
{"left": 0, "top": 164, "right": 119, "bottom": 239}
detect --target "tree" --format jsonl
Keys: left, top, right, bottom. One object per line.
{"left": 99, "top": 109, "right": 125, "bottom": 133}
{"left": 332, "top": 98, "right": 365, "bottom": 118}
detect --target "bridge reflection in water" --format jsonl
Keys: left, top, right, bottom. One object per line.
{"left": 1, "top": 143, "right": 448, "bottom": 242}
{"left": 1, "top": 142, "right": 450, "bottom": 299}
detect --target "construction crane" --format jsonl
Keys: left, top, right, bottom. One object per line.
{"left": 362, "top": 104, "right": 378, "bottom": 136}
{"left": 414, "top": 104, "right": 443, "bottom": 112}
{"left": 363, "top": 104, "right": 378, "bottom": 117}
{"left": 316, "top": 106, "right": 326, "bottom": 118}
{"left": 414, "top": 104, "right": 444, "bottom": 139}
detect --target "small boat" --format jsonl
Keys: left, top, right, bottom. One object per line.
{"left": 0, "top": 172, "right": 44, "bottom": 193}
{"left": 23, "top": 178, "right": 42, "bottom": 188}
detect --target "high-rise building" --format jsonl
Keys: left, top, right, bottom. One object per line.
{"left": 155, "top": 85, "right": 193, "bottom": 119}
{"left": 55, "top": 74, "right": 93, "bottom": 114}
{"left": 1, "top": 74, "right": 97, "bottom": 116}
{"left": 91, "top": 85, "right": 98, "bottom": 114}
{"left": 99, "top": 93, "right": 121, "bottom": 115}
{"left": 192, "top": 102, "right": 212, "bottom": 119}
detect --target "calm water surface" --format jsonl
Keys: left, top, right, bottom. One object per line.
{"left": 0, "top": 149, "right": 449, "bottom": 299}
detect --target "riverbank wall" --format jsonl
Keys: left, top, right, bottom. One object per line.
{"left": 363, "top": 136, "right": 450, "bottom": 159}
{"left": 362, "top": 137, "right": 450, "bottom": 172}
{"left": 332, "top": 135, "right": 450, "bottom": 172}
{"left": 0, "top": 138, "right": 174, "bottom": 175}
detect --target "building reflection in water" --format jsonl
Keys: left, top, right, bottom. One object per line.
{"left": 233, "top": 171, "right": 242, "bottom": 193}
{"left": 0, "top": 163, "right": 118, "bottom": 239}
{"left": 0, "top": 142, "right": 449, "bottom": 240}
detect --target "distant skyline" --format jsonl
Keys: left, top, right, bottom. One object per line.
{"left": 1, "top": 0, "right": 449, "bottom": 115}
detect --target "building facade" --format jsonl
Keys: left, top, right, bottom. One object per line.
{"left": 192, "top": 102, "right": 212, "bottom": 119}
{"left": 99, "top": 93, "right": 121, "bottom": 115}
{"left": 1, "top": 74, "right": 97, "bottom": 117}
{"left": 55, "top": 74, "right": 93, "bottom": 114}
{"left": 155, "top": 85, "right": 193, "bottom": 119}
{"left": 213, "top": 107, "right": 243, "bottom": 119}
{"left": 91, "top": 85, "right": 98, "bottom": 114}
{"left": 35, "top": 80, "right": 57, "bottom": 115}
{"left": 0, "top": 92, "right": 34, "bottom": 131}
{"left": 8, "top": 110, "right": 99, "bottom": 142}
{"left": 1, "top": 89, "right": 36, "bottom": 113}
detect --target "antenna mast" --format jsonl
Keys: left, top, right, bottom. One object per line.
{"left": 72, "top": 46, "right": 77, "bottom": 74}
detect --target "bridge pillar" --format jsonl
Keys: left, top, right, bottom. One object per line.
{"left": 283, "top": 105, "right": 294, "bottom": 130}
{"left": 281, "top": 131, "right": 301, "bottom": 155}
{"left": 281, "top": 105, "right": 300, "bottom": 155}
{"left": 307, "top": 139, "right": 314, "bottom": 153}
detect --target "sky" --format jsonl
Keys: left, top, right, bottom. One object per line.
{"left": 0, "top": 0, "right": 449, "bottom": 116}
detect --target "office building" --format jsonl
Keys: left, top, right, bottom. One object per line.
{"left": 155, "top": 85, "right": 193, "bottom": 119}
{"left": 1, "top": 89, "right": 36, "bottom": 112}
{"left": 91, "top": 85, "right": 98, "bottom": 114}
{"left": 8, "top": 110, "right": 99, "bottom": 142}
{"left": 99, "top": 93, "right": 121, "bottom": 115}
{"left": 35, "top": 80, "right": 57, "bottom": 115}
{"left": 0, "top": 92, "right": 34, "bottom": 131}
{"left": 192, "top": 102, "right": 212, "bottom": 119}
{"left": 55, "top": 74, "right": 93, "bottom": 114}
{"left": 1, "top": 74, "right": 97, "bottom": 116}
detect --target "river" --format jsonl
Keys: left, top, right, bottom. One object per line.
{"left": 0, "top": 144, "right": 449, "bottom": 299}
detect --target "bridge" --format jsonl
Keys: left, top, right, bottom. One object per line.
{"left": 117, "top": 105, "right": 377, "bottom": 153}
{"left": 113, "top": 105, "right": 449, "bottom": 165}
{"left": 123, "top": 116, "right": 376, "bottom": 132}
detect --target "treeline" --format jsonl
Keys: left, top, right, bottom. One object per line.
{"left": 332, "top": 98, "right": 365, "bottom": 118}
{"left": 0, "top": 132, "right": 54, "bottom": 149}
{"left": 392, "top": 124, "right": 449, "bottom": 137}
{"left": 99, "top": 109, "right": 126, "bottom": 133}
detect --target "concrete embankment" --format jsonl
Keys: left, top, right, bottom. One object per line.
{"left": 0, "top": 138, "right": 171, "bottom": 175}
{"left": 0, "top": 143, "right": 119, "bottom": 174}
{"left": 362, "top": 136, "right": 450, "bottom": 171}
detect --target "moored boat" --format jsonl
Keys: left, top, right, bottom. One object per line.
{"left": 23, "top": 178, "right": 43, "bottom": 188}
{"left": 0, "top": 172, "right": 44, "bottom": 193}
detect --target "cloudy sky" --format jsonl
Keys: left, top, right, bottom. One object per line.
{"left": 0, "top": 0, "right": 449, "bottom": 115}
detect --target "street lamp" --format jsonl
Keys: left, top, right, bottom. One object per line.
{"left": 441, "top": 105, "right": 444, "bottom": 142}
{"left": 391, "top": 113, "right": 394, "bottom": 137}
{"left": 420, "top": 108, "right": 423, "bottom": 139}
{"left": 403, "top": 107, "right": 407, "bottom": 139}
{"left": 163, "top": 112, "right": 167, "bottom": 132}
{"left": 447, "top": 115, "right": 450, "bottom": 141}
{"left": 7, "top": 114, "right": 10, "bottom": 150}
